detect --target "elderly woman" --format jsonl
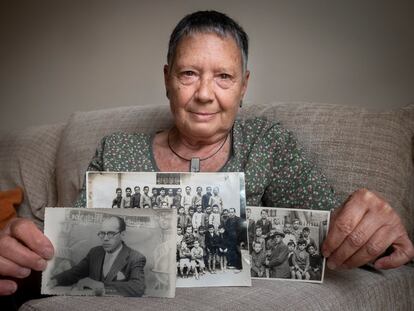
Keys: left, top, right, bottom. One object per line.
{"left": 0, "top": 10, "right": 413, "bottom": 296}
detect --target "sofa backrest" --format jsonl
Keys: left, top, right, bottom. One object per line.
{"left": 54, "top": 102, "right": 414, "bottom": 238}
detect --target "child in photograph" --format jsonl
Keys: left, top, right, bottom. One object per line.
{"left": 217, "top": 225, "right": 229, "bottom": 272}
{"left": 177, "top": 206, "right": 191, "bottom": 231}
{"left": 188, "top": 207, "right": 195, "bottom": 221}
{"left": 307, "top": 244, "right": 322, "bottom": 280}
{"left": 176, "top": 226, "right": 184, "bottom": 248}
{"left": 253, "top": 226, "right": 266, "bottom": 251}
{"left": 209, "top": 204, "right": 221, "bottom": 231}
{"left": 205, "top": 224, "right": 219, "bottom": 274}
{"left": 292, "top": 239, "right": 310, "bottom": 280}
{"left": 178, "top": 240, "right": 192, "bottom": 278}
{"left": 250, "top": 241, "right": 266, "bottom": 277}
{"left": 183, "top": 225, "right": 196, "bottom": 250}
{"left": 195, "top": 225, "right": 207, "bottom": 267}
{"left": 255, "top": 209, "right": 272, "bottom": 239}
{"left": 190, "top": 240, "right": 205, "bottom": 279}
{"left": 282, "top": 223, "right": 297, "bottom": 246}
{"left": 301, "top": 227, "right": 316, "bottom": 248}
{"left": 203, "top": 205, "right": 212, "bottom": 228}
{"left": 192, "top": 205, "right": 205, "bottom": 234}
{"left": 287, "top": 241, "right": 296, "bottom": 279}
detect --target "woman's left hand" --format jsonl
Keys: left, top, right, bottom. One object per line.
{"left": 322, "top": 189, "right": 414, "bottom": 270}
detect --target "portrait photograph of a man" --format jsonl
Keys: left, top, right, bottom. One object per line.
{"left": 42, "top": 208, "right": 176, "bottom": 298}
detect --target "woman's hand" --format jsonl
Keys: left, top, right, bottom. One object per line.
{"left": 322, "top": 189, "right": 414, "bottom": 270}
{"left": 0, "top": 217, "right": 54, "bottom": 295}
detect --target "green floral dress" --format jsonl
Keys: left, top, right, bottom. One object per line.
{"left": 75, "top": 117, "right": 339, "bottom": 210}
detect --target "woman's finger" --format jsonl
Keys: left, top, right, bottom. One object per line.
{"left": 0, "top": 234, "right": 47, "bottom": 272}
{"left": 8, "top": 218, "right": 54, "bottom": 260}
{"left": 0, "top": 280, "right": 17, "bottom": 296}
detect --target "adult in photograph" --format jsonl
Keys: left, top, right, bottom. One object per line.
{"left": 208, "top": 187, "right": 223, "bottom": 212}
{"left": 191, "top": 186, "right": 202, "bottom": 208}
{"left": 140, "top": 186, "right": 151, "bottom": 208}
{"left": 224, "top": 207, "right": 244, "bottom": 270}
{"left": 121, "top": 187, "right": 132, "bottom": 208}
{"left": 48, "top": 216, "right": 146, "bottom": 296}
{"left": 166, "top": 188, "right": 175, "bottom": 208}
{"left": 173, "top": 188, "right": 183, "bottom": 208}
{"left": 2, "top": 9, "right": 413, "bottom": 297}
{"left": 246, "top": 208, "right": 256, "bottom": 253}
{"left": 202, "top": 186, "right": 212, "bottom": 211}
{"left": 150, "top": 188, "right": 158, "bottom": 208}
{"left": 131, "top": 186, "right": 141, "bottom": 208}
{"left": 112, "top": 188, "right": 123, "bottom": 208}
{"left": 265, "top": 231, "right": 290, "bottom": 279}
{"left": 182, "top": 186, "right": 192, "bottom": 214}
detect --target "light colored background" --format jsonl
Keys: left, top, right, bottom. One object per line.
{"left": 1, "top": 0, "right": 413, "bottom": 133}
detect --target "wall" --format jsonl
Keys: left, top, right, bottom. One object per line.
{"left": 1, "top": 0, "right": 413, "bottom": 133}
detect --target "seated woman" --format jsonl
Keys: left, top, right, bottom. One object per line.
{"left": 0, "top": 10, "right": 413, "bottom": 297}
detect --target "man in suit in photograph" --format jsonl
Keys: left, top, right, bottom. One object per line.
{"left": 48, "top": 216, "right": 146, "bottom": 297}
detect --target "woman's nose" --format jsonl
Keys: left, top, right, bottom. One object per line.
{"left": 195, "top": 76, "right": 214, "bottom": 103}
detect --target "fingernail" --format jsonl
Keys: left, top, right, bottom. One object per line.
{"left": 327, "top": 261, "right": 337, "bottom": 270}
{"left": 322, "top": 250, "right": 331, "bottom": 258}
{"left": 42, "top": 246, "right": 54, "bottom": 259}
{"left": 6, "top": 282, "right": 17, "bottom": 294}
{"left": 18, "top": 268, "right": 31, "bottom": 278}
{"left": 37, "top": 258, "right": 47, "bottom": 270}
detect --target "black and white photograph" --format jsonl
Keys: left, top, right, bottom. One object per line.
{"left": 86, "top": 172, "right": 251, "bottom": 288}
{"left": 41, "top": 208, "right": 177, "bottom": 298}
{"left": 247, "top": 206, "right": 330, "bottom": 283}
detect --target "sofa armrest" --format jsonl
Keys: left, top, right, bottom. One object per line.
{"left": 0, "top": 123, "right": 65, "bottom": 228}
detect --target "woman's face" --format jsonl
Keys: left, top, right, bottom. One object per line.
{"left": 164, "top": 32, "right": 249, "bottom": 141}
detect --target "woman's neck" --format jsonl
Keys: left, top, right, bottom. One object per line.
{"left": 168, "top": 127, "right": 229, "bottom": 159}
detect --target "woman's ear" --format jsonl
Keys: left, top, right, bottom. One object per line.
{"left": 241, "top": 70, "right": 250, "bottom": 98}
{"left": 164, "top": 64, "right": 170, "bottom": 98}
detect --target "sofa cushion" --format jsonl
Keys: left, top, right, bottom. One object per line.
{"left": 55, "top": 102, "right": 414, "bottom": 238}
{"left": 0, "top": 124, "right": 65, "bottom": 228}
{"left": 248, "top": 102, "right": 414, "bottom": 239}
{"left": 55, "top": 105, "right": 173, "bottom": 207}
{"left": 19, "top": 265, "right": 414, "bottom": 311}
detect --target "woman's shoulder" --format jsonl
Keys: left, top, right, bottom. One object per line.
{"left": 102, "top": 131, "right": 151, "bottom": 145}
{"left": 233, "top": 116, "right": 293, "bottom": 143}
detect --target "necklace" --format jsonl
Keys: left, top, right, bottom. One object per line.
{"left": 167, "top": 130, "right": 229, "bottom": 172}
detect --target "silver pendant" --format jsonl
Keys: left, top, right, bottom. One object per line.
{"left": 190, "top": 157, "right": 200, "bottom": 172}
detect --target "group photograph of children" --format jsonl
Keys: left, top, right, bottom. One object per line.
{"left": 86, "top": 172, "right": 252, "bottom": 287}
{"left": 247, "top": 206, "right": 330, "bottom": 283}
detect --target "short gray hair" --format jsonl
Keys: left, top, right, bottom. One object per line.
{"left": 167, "top": 10, "right": 249, "bottom": 74}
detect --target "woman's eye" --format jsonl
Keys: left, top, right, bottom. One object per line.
{"left": 219, "top": 73, "right": 231, "bottom": 80}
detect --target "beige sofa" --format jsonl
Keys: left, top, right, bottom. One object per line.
{"left": 0, "top": 102, "right": 413, "bottom": 310}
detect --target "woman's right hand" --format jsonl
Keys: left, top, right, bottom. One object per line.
{"left": 0, "top": 217, "right": 54, "bottom": 295}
